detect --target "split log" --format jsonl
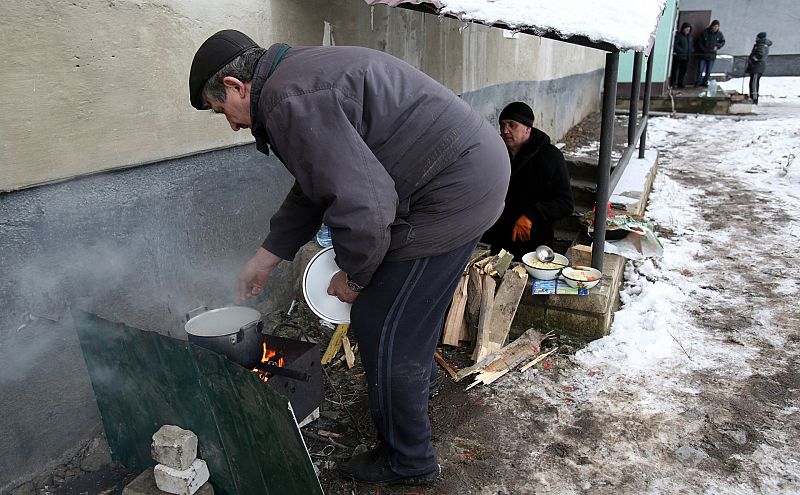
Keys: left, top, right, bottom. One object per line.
{"left": 484, "top": 249, "right": 514, "bottom": 277}
{"left": 342, "top": 335, "right": 356, "bottom": 369}
{"left": 321, "top": 324, "right": 349, "bottom": 365}
{"left": 441, "top": 272, "right": 469, "bottom": 346}
{"left": 471, "top": 265, "right": 528, "bottom": 362}
{"left": 464, "top": 264, "right": 483, "bottom": 343}
{"left": 458, "top": 328, "right": 545, "bottom": 387}
{"left": 467, "top": 249, "right": 491, "bottom": 267}
{"left": 471, "top": 273, "right": 496, "bottom": 361}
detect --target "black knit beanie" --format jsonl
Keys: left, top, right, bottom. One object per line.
{"left": 499, "top": 102, "right": 534, "bottom": 127}
{"left": 757, "top": 32, "right": 767, "bottom": 39}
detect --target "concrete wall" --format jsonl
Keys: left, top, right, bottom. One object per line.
{"left": 1, "top": 1, "right": 605, "bottom": 193}
{"left": 1, "top": 0, "right": 606, "bottom": 490}
{"left": 678, "top": 0, "right": 800, "bottom": 56}
{"left": 0, "top": 145, "right": 297, "bottom": 491}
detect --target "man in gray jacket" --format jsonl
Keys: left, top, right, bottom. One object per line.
{"left": 189, "top": 30, "right": 509, "bottom": 486}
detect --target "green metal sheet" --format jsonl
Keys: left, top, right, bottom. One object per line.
{"left": 71, "top": 309, "right": 322, "bottom": 495}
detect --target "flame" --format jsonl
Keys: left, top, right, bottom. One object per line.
{"left": 253, "top": 342, "right": 284, "bottom": 382}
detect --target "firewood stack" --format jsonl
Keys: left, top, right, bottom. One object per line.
{"left": 441, "top": 249, "right": 529, "bottom": 362}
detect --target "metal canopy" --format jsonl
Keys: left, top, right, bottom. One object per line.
{"left": 366, "top": 0, "right": 660, "bottom": 272}
{"left": 365, "top": 0, "right": 665, "bottom": 53}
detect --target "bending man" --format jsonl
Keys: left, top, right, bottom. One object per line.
{"left": 188, "top": 30, "right": 509, "bottom": 486}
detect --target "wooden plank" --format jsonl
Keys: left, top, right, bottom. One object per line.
{"left": 321, "top": 324, "right": 349, "bottom": 365}
{"left": 465, "top": 264, "right": 483, "bottom": 342}
{"left": 473, "top": 265, "right": 528, "bottom": 362}
{"left": 442, "top": 273, "right": 469, "bottom": 346}
{"left": 342, "top": 335, "right": 356, "bottom": 369}
{"left": 434, "top": 351, "right": 458, "bottom": 380}
{"left": 471, "top": 273, "right": 497, "bottom": 362}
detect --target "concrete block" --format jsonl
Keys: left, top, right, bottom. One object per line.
{"left": 152, "top": 425, "right": 198, "bottom": 470}
{"left": 154, "top": 459, "right": 210, "bottom": 495}
{"left": 123, "top": 468, "right": 214, "bottom": 495}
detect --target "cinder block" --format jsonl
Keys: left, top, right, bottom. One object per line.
{"left": 154, "top": 459, "right": 210, "bottom": 495}
{"left": 152, "top": 425, "right": 198, "bottom": 470}
{"left": 123, "top": 468, "right": 214, "bottom": 495}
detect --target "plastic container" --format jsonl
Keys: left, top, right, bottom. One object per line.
{"left": 708, "top": 79, "right": 717, "bottom": 97}
{"left": 315, "top": 224, "right": 332, "bottom": 247}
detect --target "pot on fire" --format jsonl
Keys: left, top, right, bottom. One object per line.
{"left": 184, "top": 306, "right": 264, "bottom": 369}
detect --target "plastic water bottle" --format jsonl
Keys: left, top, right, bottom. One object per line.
{"left": 315, "top": 224, "right": 332, "bottom": 247}
{"left": 708, "top": 79, "right": 718, "bottom": 97}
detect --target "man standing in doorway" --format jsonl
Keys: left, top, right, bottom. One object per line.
{"left": 188, "top": 30, "right": 509, "bottom": 486}
{"left": 746, "top": 32, "right": 773, "bottom": 104}
{"left": 481, "top": 102, "right": 574, "bottom": 259}
{"left": 695, "top": 19, "right": 725, "bottom": 87}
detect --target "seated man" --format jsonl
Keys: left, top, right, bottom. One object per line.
{"left": 482, "top": 102, "right": 574, "bottom": 259}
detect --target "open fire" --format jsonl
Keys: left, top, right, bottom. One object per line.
{"left": 253, "top": 342, "right": 285, "bottom": 382}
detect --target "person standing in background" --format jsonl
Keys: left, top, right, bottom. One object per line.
{"left": 669, "top": 22, "right": 693, "bottom": 88}
{"left": 745, "top": 32, "right": 773, "bottom": 105}
{"left": 694, "top": 20, "right": 725, "bottom": 87}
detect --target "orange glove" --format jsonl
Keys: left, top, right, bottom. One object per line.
{"left": 511, "top": 215, "right": 533, "bottom": 242}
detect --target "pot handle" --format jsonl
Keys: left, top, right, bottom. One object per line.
{"left": 230, "top": 320, "right": 263, "bottom": 345}
{"left": 185, "top": 306, "right": 208, "bottom": 322}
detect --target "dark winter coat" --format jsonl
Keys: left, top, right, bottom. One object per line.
{"left": 746, "top": 38, "right": 773, "bottom": 74}
{"left": 672, "top": 23, "right": 693, "bottom": 60}
{"left": 481, "top": 128, "right": 574, "bottom": 259}
{"left": 249, "top": 44, "right": 509, "bottom": 286}
{"left": 695, "top": 27, "right": 726, "bottom": 61}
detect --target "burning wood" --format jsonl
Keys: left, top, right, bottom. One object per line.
{"left": 253, "top": 341, "right": 286, "bottom": 382}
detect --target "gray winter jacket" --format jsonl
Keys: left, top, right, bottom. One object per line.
{"left": 746, "top": 38, "right": 773, "bottom": 74}
{"left": 249, "top": 44, "right": 508, "bottom": 286}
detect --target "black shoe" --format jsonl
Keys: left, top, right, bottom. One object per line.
{"left": 338, "top": 446, "right": 441, "bottom": 486}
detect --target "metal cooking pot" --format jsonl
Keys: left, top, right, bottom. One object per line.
{"left": 184, "top": 306, "right": 264, "bottom": 369}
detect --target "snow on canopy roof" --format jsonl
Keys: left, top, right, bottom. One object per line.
{"left": 364, "top": 0, "right": 666, "bottom": 52}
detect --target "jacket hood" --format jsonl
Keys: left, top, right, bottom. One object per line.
{"left": 680, "top": 22, "right": 692, "bottom": 32}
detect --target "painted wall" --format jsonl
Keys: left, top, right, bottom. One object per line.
{"left": 618, "top": 0, "right": 677, "bottom": 84}
{"left": 1, "top": 0, "right": 607, "bottom": 490}
{"left": 679, "top": 0, "right": 799, "bottom": 56}
{"left": 1, "top": 1, "right": 605, "bottom": 192}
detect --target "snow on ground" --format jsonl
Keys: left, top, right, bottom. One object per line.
{"left": 365, "top": 0, "right": 665, "bottom": 51}
{"left": 719, "top": 76, "right": 800, "bottom": 100}
{"left": 477, "top": 84, "right": 800, "bottom": 493}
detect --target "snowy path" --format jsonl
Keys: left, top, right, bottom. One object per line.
{"left": 448, "top": 90, "right": 800, "bottom": 494}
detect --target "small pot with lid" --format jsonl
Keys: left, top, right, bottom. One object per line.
{"left": 184, "top": 306, "right": 264, "bottom": 369}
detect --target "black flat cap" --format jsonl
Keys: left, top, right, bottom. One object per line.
{"left": 189, "top": 30, "right": 259, "bottom": 110}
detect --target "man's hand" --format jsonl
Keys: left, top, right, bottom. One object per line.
{"left": 237, "top": 247, "right": 282, "bottom": 302}
{"left": 327, "top": 270, "right": 360, "bottom": 304}
{"left": 512, "top": 215, "right": 533, "bottom": 242}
